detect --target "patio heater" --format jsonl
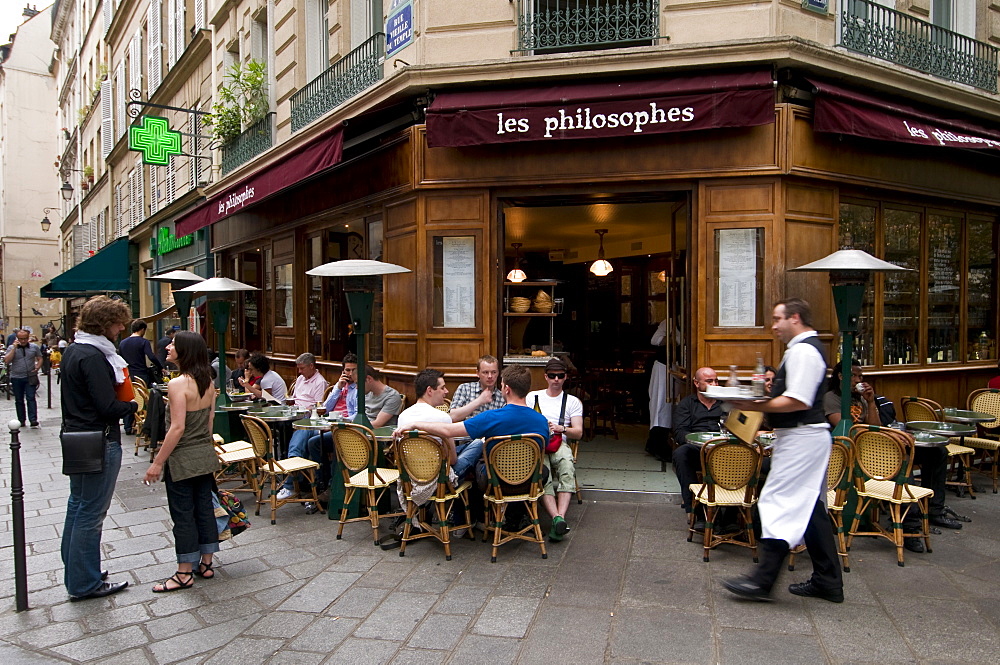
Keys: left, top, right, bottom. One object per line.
{"left": 790, "top": 249, "right": 911, "bottom": 437}
{"left": 147, "top": 269, "right": 205, "bottom": 332}
{"left": 305, "top": 259, "right": 411, "bottom": 428}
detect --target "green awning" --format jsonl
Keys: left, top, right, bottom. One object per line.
{"left": 41, "top": 237, "right": 131, "bottom": 298}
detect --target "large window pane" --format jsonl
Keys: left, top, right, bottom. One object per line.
{"left": 274, "top": 263, "right": 293, "bottom": 327}
{"left": 927, "top": 213, "right": 961, "bottom": 363}
{"left": 839, "top": 203, "right": 876, "bottom": 365}
{"left": 883, "top": 209, "right": 921, "bottom": 365}
{"left": 308, "top": 237, "right": 324, "bottom": 357}
{"left": 967, "top": 219, "right": 998, "bottom": 361}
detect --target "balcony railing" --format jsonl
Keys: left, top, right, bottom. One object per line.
{"left": 221, "top": 112, "right": 275, "bottom": 175}
{"left": 513, "top": 0, "right": 660, "bottom": 54}
{"left": 840, "top": 0, "right": 999, "bottom": 93}
{"left": 290, "top": 33, "right": 385, "bottom": 133}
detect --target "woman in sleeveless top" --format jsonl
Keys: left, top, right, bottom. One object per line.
{"left": 144, "top": 331, "right": 220, "bottom": 592}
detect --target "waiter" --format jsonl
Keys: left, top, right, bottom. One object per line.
{"left": 646, "top": 319, "right": 672, "bottom": 461}
{"left": 722, "top": 298, "right": 844, "bottom": 603}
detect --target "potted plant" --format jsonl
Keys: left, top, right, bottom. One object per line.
{"left": 204, "top": 59, "right": 268, "bottom": 145}
{"left": 83, "top": 165, "right": 94, "bottom": 183}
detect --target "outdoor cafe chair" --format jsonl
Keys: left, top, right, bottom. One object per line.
{"left": 847, "top": 424, "right": 933, "bottom": 566}
{"left": 240, "top": 414, "right": 323, "bottom": 524}
{"left": 331, "top": 422, "right": 403, "bottom": 545}
{"left": 965, "top": 389, "right": 1000, "bottom": 493}
{"left": 481, "top": 434, "right": 548, "bottom": 563}
{"left": 394, "top": 430, "right": 474, "bottom": 560}
{"left": 212, "top": 434, "right": 258, "bottom": 496}
{"left": 568, "top": 438, "right": 583, "bottom": 504}
{"left": 687, "top": 437, "right": 762, "bottom": 563}
{"left": 901, "top": 396, "right": 976, "bottom": 497}
{"left": 131, "top": 384, "right": 149, "bottom": 456}
{"left": 788, "top": 436, "right": 853, "bottom": 573}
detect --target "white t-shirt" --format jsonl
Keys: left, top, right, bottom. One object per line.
{"left": 259, "top": 370, "right": 288, "bottom": 402}
{"left": 398, "top": 401, "right": 452, "bottom": 430}
{"left": 527, "top": 389, "right": 583, "bottom": 444}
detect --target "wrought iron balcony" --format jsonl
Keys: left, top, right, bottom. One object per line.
{"left": 220, "top": 113, "right": 275, "bottom": 175}
{"left": 290, "top": 33, "right": 385, "bottom": 133}
{"left": 513, "top": 0, "right": 660, "bottom": 54}
{"left": 840, "top": 0, "right": 999, "bottom": 93}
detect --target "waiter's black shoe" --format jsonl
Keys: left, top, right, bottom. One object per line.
{"left": 788, "top": 580, "right": 844, "bottom": 603}
{"left": 904, "top": 537, "right": 925, "bottom": 553}
{"left": 929, "top": 515, "right": 962, "bottom": 530}
{"left": 101, "top": 570, "right": 109, "bottom": 580}
{"left": 722, "top": 576, "right": 772, "bottom": 602}
{"left": 70, "top": 580, "right": 128, "bottom": 601}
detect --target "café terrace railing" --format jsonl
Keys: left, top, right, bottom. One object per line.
{"left": 840, "top": 0, "right": 999, "bottom": 93}
{"left": 220, "top": 112, "right": 275, "bottom": 176}
{"left": 290, "top": 33, "right": 385, "bottom": 133}
{"left": 513, "top": 0, "right": 660, "bottom": 54}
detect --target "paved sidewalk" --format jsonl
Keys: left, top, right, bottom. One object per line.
{"left": 1, "top": 385, "right": 999, "bottom": 664}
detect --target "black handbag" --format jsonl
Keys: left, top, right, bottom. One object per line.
{"left": 60, "top": 430, "right": 107, "bottom": 475}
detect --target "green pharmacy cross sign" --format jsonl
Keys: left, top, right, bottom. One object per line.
{"left": 129, "top": 115, "right": 182, "bottom": 166}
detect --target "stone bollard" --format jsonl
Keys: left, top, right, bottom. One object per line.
{"left": 8, "top": 419, "right": 28, "bottom": 611}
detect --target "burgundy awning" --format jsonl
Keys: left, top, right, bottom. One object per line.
{"left": 426, "top": 70, "right": 775, "bottom": 147}
{"left": 809, "top": 78, "right": 1000, "bottom": 151}
{"left": 175, "top": 124, "right": 344, "bottom": 237}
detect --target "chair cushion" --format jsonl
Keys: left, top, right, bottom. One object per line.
{"left": 688, "top": 483, "right": 755, "bottom": 506}
{"left": 945, "top": 443, "right": 975, "bottom": 456}
{"left": 220, "top": 440, "right": 253, "bottom": 453}
{"left": 270, "top": 457, "right": 321, "bottom": 474}
{"left": 347, "top": 467, "right": 399, "bottom": 488}
{"left": 218, "top": 449, "right": 255, "bottom": 464}
{"left": 858, "top": 479, "right": 934, "bottom": 503}
{"left": 954, "top": 436, "right": 1000, "bottom": 451}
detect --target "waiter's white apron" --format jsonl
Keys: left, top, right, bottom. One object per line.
{"left": 648, "top": 360, "right": 671, "bottom": 429}
{"left": 758, "top": 426, "right": 831, "bottom": 546}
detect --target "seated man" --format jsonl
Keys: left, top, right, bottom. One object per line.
{"left": 239, "top": 352, "right": 287, "bottom": 403}
{"left": 287, "top": 352, "right": 329, "bottom": 410}
{"left": 231, "top": 348, "right": 251, "bottom": 388}
{"left": 398, "top": 365, "right": 550, "bottom": 493}
{"left": 527, "top": 358, "right": 583, "bottom": 542}
{"left": 989, "top": 359, "right": 1000, "bottom": 389}
{"left": 449, "top": 354, "right": 505, "bottom": 422}
{"left": 671, "top": 367, "right": 724, "bottom": 516}
{"left": 364, "top": 366, "right": 403, "bottom": 429}
{"left": 396, "top": 368, "right": 484, "bottom": 506}
{"left": 823, "top": 363, "right": 961, "bottom": 553}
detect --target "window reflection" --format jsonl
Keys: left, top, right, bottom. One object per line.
{"left": 926, "top": 214, "right": 960, "bottom": 363}
{"left": 967, "top": 219, "right": 997, "bottom": 361}
{"left": 883, "top": 209, "right": 920, "bottom": 365}
{"left": 274, "top": 263, "right": 293, "bottom": 328}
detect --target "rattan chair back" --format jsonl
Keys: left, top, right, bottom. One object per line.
{"left": 396, "top": 432, "right": 448, "bottom": 485}
{"left": 133, "top": 384, "right": 148, "bottom": 418}
{"left": 850, "top": 425, "right": 915, "bottom": 492}
{"left": 132, "top": 375, "right": 148, "bottom": 389}
{"left": 900, "top": 396, "right": 942, "bottom": 422}
{"left": 968, "top": 389, "right": 1000, "bottom": 433}
{"left": 828, "top": 436, "right": 852, "bottom": 492}
{"left": 240, "top": 414, "right": 274, "bottom": 462}
{"left": 700, "top": 439, "right": 761, "bottom": 506}
{"left": 485, "top": 435, "right": 545, "bottom": 487}
{"left": 332, "top": 422, "right": 377, "bottom": 473}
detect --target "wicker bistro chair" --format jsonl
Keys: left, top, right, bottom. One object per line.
{"left": 331, "top": 422, "right": 404, "bottom": 545}
{"left": 481, "top": 434, "right": 549, "bottom": 563}
{"left": 394, "top": 431, "right": 475, "bottom": 560}
{"left": 240, "top": 414, "right": 323, "bottom": 524}
{"left": 965, "top": 389, "right": 1000, "bottom": 493}
{"left": 847, "top": 425, "right": 933, "bottom": 566}
{"left": 687, "top": 438, "right": 762, "bottom": 563}
{"left": 900, "top": 396, "right": 977, "bottom": 497}
{"left": 212, "top": 434, "right": 259, "bottom": 496}
{"left": 567, "top": 439, "right": 583, "bottom": 504}
{"left": 787, "top": 436, "right": 853, "bottom": 573}
{"left": 131, "top": 384, "right": 149, "bottom": 456}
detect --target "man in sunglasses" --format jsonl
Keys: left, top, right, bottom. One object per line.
{"left": 528, "top": 358, "right": 583, "bottom": 541}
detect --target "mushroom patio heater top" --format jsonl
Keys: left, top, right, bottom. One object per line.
{"left": 305, "top": 260, "right": 411, "bottom": 428}
{"left": 790, "top": 249, "right": 912, "bottom": 437}
{"left": 148, "top": 269, "right": 205, "bottom": 332}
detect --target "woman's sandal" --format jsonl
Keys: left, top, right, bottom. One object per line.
{"left": 194, "top": 561, "right": 214, "bottom": 579}
{"left": 152, "top": 571, "right": 194, "bottom": 593}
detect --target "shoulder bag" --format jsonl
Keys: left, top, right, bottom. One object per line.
{"left": 535, "top": 393, "right": 569, "bottom": 453}
{"left": 60, "top": 429, "right": 107, "bottom": 475}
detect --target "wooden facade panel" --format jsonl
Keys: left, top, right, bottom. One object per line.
{"left": 386, "top": 198, "right": 417, "bottom": 235}
{"left": 426, "top": 338, "right": 484, "bottom": 368}
{"left": 785, "top": 183, "right": 836, "bottom": 221}
{"left": 272, "top": 333, "right": 297, "bottom": 357}
{"left": 426, "top": 195, "right": 483, "bottom": 225}
{"left": 704, "top": 340, "right": 776, "bottom": 369}
{"left": 705, "top": 183, "right": 774, "bottom": 217}
{"left": 385, "top": 232, "right": 418, "bottom": 333}
{"left": 869, "top": 367, "right": 995, "bottom": 417}
{"left": 385, "top": 337, "right": 418, "bottom": 366}
{"left": 783, "top": 219, "right": 836, "bottom": 333}
{"left": 273, "top": 235, "right": 294, "bottom": 258}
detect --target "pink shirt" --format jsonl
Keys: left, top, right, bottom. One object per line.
{"left": 289, "top": 371, "right": 329, "bottom": 409}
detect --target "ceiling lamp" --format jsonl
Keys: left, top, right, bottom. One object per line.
{"left": 590, "top": 229, "right": 613, "bottom": 277}
{"left": 506, "top": 242, "right": 527, "bottom": 283}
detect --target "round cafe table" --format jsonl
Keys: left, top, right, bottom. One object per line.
{"left": 905, "top": 421, "right": 975, "bottom": 438}
{"left": 247, "top": 407, "right": 309, "bottom": 458}
{"left": 942, "top": 408, "right": 997, "bottom": 425}
{"left": 292, "top": 418, "right": 334, "bottom": 431}
{"left": 685, "top": 431, "right": 732, "bottom": 446}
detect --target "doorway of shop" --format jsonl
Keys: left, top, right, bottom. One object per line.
{"left": 500, "top": 192, "right": 690, "bottom": 501}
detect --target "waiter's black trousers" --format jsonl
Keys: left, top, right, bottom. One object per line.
{"left": 751, "top": 498, "right": 843, "bottom": 591}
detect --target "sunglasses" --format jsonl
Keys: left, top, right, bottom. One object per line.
{"left": 546, "top": 373, "right": 566, "bottom": 379}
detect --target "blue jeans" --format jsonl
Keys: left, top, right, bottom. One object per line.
{"left": 11, "top": 376, "right": 38, "bottom": 425}
{"left": 281, "top": 429, "right": 325, "bottom": 491}
{"left": 164, "top": 467, "right": 220, "bottom": 564}
{"left": 454, "top": 439, "right": 484, "bottom": 479}
{"left": 62, "top": 439, "right": 122, "bottom": 597}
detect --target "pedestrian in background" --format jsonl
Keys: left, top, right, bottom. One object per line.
{"left": 145, "top": 331, "right": 221, "bottom": 592}
{"left": 60, "top": 296, "right": 137, "bottom": 601}
{"left": 5, "top": 328, "right": 42, "bottom": 428}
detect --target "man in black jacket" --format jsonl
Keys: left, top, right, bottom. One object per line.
{"left": 671, "top": 367, "right": 724, "bottom": 514}
{"left": 60, "top": 296, "right": 137, "bottom": 601}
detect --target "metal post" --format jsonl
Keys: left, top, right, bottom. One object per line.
{"left": 47, "top": 367, "right": 52, "bottom": 409}
{"left": 8, "top": 420, "right": 29, "bottom": 611}
{"left": 17, "top": 286, "right": 22, "bottom": 330}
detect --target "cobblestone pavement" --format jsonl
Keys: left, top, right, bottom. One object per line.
{"left": 1, "top": 385, "right": 999, "bottom": 664}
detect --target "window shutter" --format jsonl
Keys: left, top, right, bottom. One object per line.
{"left": 148, "top": 0, "right": 162, "bottom": 93}
{"left": 135, "top": 156, "right": 145, "bottom": 226}
{"left": 195, "top": 0, "right": 205, "bottom": 30}
{"left": 129, "top": 31, "right": 142, "bottom": 98}
{"left": 100, "top": 79, "right": 114, "bottom": 158}
{"left": 167, "top": 0, "right": 177, "bottom": 68}
{"left": 115, "top": 184, "right": 124, "bottom": 238}
{"left": 115, "top": 62, "right": 126, "bottom": 138}
{"left": 165, "top": 158, "right": 175, "bottom": 205}
{"left": 73, "top": 225, "right": 85, "bottom": 265}
{"left": 149, "top": 165, "right": 158, "bottom": 214}
{"left": 173, "top": 0, "right": 186, "bottom": 65}
{"left": 103, "top": 0, "right": 112, "bottom": 35}
{"left": 88, "top": 216, "right": 98, "bottom": 254}
{"left": 188, "top": 114, "right": 200, "bottom": 188}
{"left": 97, "top": 211, "right": 106, "bottom": 248}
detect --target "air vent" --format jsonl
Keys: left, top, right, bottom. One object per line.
{"left": 631, "top": 241, "right": 643, "bottom": 251}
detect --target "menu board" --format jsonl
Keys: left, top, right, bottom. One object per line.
{"left": 441, "top": 236, "right": 476, "bottom": 328}
{"left": 717, "top": 229, "right": 759, "bottom": 327}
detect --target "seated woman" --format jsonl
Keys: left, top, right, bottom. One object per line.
{"left": 822, "top": 364, "right": 881, "bottom": 428}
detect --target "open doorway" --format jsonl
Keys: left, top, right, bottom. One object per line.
{"left": 500, "top": 193, "right": 690, "bottom": 498}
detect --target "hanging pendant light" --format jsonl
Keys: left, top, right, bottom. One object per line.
{"left": 590, "top": 229, "right": 613, "bottom": 276}
{"left": 506, "top": 242, "right": 527, "bottom": 282}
